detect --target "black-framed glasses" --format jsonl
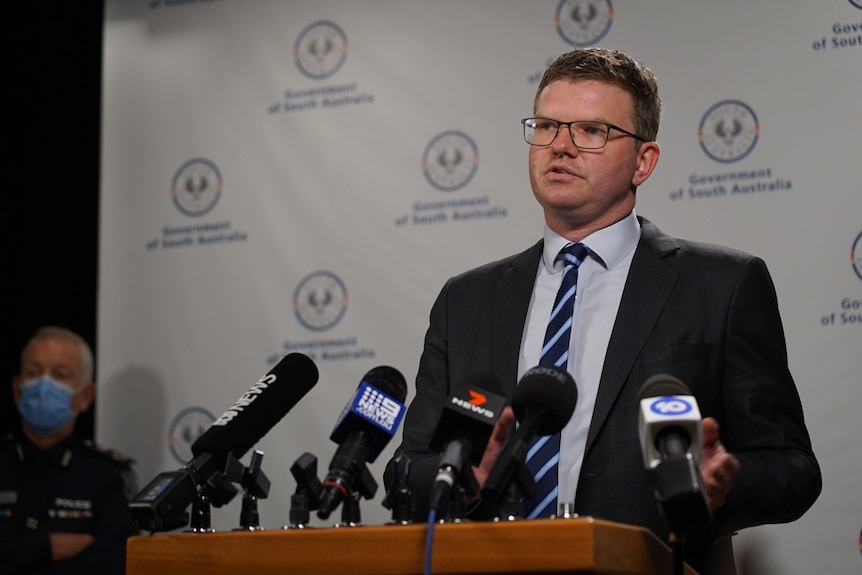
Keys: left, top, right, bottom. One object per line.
{"left": 522, "top": 117, "right": 650, "bottom": 149}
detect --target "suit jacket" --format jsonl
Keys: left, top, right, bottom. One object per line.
{"left": 387, "top": 217, "right": 821, "bottom": 575}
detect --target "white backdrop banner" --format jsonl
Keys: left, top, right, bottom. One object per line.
{"left": 99, "top": 1, "right": 861, "bottom": 573}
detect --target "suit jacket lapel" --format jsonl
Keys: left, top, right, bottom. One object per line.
{"left": 491, "top": 240, "right": 543, "bottom": 397}
{"left": 585, "top": 219, "right": 680, "bottom": 452}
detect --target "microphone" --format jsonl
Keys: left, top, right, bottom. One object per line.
{"left": 638, "top": 374, "right": 711, "bottom": 533}
{"left": 481, "top": 365, "right": 577, "bottom": 507}
{"left": 317, "top": 366, "right": 408, "bottom": 519}
{"left": 129, "top": 353, "right": 319, "bottom": 531}
{"left": 428, "top": 372, "right": 507, "bottom": 512}
{"left": 191, "top": 352, "right": 320, "bottom": 471}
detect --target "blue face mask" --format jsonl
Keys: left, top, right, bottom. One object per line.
{"left": 17, "top": 376, "right": 78, "bottom": 436}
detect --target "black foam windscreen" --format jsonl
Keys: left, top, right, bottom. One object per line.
{"left": 362, "top": 365, "right": 408, "bottom": 402}
{"left": 512, "top": 365, "right": 577, "bottom": 435}
{"left": 639, "top": 373, "right": 689, "bottom": 400}
{"left": 190, "top": 352, "right": 319, "bottom": 470}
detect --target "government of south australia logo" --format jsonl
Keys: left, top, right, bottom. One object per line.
{"left": 422, "top": 130, "right": 480, "bottom": 192}
{"left": 293, "top": 271, "right": 349, "bottom": 331}
{"left": 294, "top": 21, "right": 348, "bottom": 80}
{"left": 699, "top": 100, "right": 759, "bottom": 163}
{"left": 171, "top": 158, "right": 222, "bottom": 217}
{"left": 168, "top": 406, "right": 215, "bottom": 464}
{"left": 852, "top": 231, "right": 862, "bottom": 282}
{"left": 555, "top": 0, "right": 614, "bottom": 46}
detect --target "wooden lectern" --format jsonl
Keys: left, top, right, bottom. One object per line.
{"left": 127, "top": 516, "right": 698, "bottom": 575}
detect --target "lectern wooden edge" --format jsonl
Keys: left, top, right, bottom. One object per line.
{"left": 127, "top": 516, "right": 698, "bottom": 575}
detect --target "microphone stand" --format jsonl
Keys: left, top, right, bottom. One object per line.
{"left": 443, "top": 463, "right": 480, "bottom": 522}
{"left": 334, "top": 465, "right": 377, "bottom": 527}
{"left": 496, "top": 480, "right": 525, "bottom": 521}
{"left": 180, "top": 455, "right": 245, "bottom": 534}
{"left": 382, "top": 454, "right": 414, "bottom": 525}
{"left": 668, "top": 532, "right": 685, "bottom": 575}
{"left": 446, "top": 481, "right": 469, "bottom": 522}
{"left": 285, "top": 452, "right": 323, "bottom": 529}
{"left": 231, "top": 450, "right": 270, "bottom": 531}
{"left": 483, "top": 451, "right": 537, "bottom": 520}
{"left": 339, "top": 490, "right": 362, "bottom": 526}
{"left": 186, "top": 492, "right": 214, "bottom": 533}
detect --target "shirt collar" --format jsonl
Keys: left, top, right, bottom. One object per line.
{"left": 15, "top": 432, "right": 79, "bottom": 466}
{"left": 542, "top": 210, "right": 641, "bottom": 272}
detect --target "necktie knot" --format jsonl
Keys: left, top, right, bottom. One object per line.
{"left": 558, "top": 243, "right": 590, "bottom": 269}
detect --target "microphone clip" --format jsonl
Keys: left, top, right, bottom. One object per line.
{"left": 229, "top": 450, "right": 270, "bottom": 531}
{"left": 382, "top": 453, "right": 414, "bottom": 524}
{"left": 286, "top": 452, "right": 324, "bottom": 528}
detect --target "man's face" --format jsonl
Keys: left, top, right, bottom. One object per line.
{"left": 13, "top": 337, "right": 93, "bottom": 414}
{"left": 528, "top": 79, "right": 659, "bottom": 236}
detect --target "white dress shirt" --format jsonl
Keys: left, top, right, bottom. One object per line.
{"left": 518, "top": 210, "right": 641, "bottom": 508}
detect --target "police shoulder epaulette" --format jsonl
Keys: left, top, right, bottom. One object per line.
{"left": 0, "top": 433, "right": 14, "bottom": 447}
{"left": 82, "top": 439, "right": 136, "bottom": 466}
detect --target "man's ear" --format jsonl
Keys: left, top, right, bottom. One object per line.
{"left": 632, "top": 141, "right": 660, "bottom": 187}
{"left": 73, "top": 381, "right": 96, "bottom": 413}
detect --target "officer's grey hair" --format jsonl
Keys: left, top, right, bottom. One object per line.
{"left": 21, "top": 326, "right": 94, "bottom": 382}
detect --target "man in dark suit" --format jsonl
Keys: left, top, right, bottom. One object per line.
{"left": 386, "top": 48, "right": 820, "bottom": 575}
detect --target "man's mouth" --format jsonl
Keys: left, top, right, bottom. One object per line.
{"left": 548, "top": 164, "right": 576, "bottom": 176}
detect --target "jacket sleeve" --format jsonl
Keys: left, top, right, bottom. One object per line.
{"left": 60, "top": 461, "right": 140, "bottom": 575}
{"left": 0, "top": 532, "right": 53, "bottom": 574}
{"left": 712, "top": 255, "right": 821, "bottom": 536}
{"left": 385, "top": 278, "right": 454, "bottom": 520}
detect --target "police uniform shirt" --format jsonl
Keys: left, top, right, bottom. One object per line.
{"left": 0, "top": 433, "right": 139, "bottom": 575}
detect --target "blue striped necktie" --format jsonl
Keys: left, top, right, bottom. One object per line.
{"left": 522, "top": 242, "right": 590, "bottom": 519}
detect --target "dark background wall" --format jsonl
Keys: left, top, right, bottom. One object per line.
{"left": 3, "top": 3, "right": 104, "bottom": 439}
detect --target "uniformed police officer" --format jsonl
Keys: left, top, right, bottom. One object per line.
{"left": 0, "top": 326, "right": 139, "bottom": 574}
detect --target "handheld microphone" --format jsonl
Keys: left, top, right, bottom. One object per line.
{"left": 428, "top": 372, "right": 506, "bottom": 512}
{"left": 638, "top": 374, "right": 703, "bottom": 469}
{"left": 317, "top": 366, "right": 407, "bottom": 520}
{"left": 129, "top": 353, "right": 319, "bottom": 531}
{"left": 481, "top": 365, "right": 577, "bottom": 505}
{"left": 638, "top": 373, "right": 711, "bottom": 533}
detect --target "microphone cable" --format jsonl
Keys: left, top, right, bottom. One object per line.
{"left": 424, "top": 507, "right": 437, "bottom": 575}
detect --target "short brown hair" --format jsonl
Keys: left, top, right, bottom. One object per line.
{"left": 535, "top": 47, "right": 661, "bottom": 144}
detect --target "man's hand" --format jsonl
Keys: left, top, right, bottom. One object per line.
{"left": 50, "top": 532, "right": 95, "bottom": 561}
{"left": 471, "top": 406, "right": 516, "bottom": 490}
{"left": 700, "top": 417, "right": 740, "bottom": 510}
